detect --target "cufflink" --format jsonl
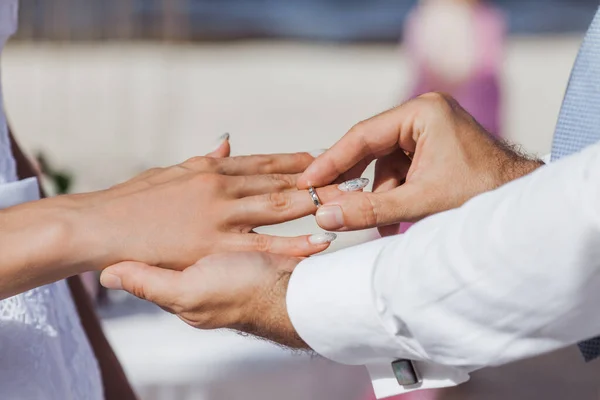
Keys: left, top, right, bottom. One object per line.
{"left": 391, "top": 359, "right": 422, "bottom": 387}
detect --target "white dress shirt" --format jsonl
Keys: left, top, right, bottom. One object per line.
{"left": 287, "top": 142, "right": 600, "bottom": 398}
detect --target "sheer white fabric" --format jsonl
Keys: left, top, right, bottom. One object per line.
{"left": 0, "top": 0, "right": 17, "bottom": 184}
{"left": 0, "top": 1, "right": 104, "bottom": 398}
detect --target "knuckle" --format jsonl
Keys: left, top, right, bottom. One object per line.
{"left": 129, "top": 281, "right": 151, "bottom": 302}
{"left": 236, "top": 155, "right": 275, "bottom": 174}
{"left": 362, "top": 195, "right": 380, "bottom": 227}
{"left": 421, "top": 92, "right": 451, "bottom": 108}
{"left": 420, "top": 91, "right": 446, "bottom": 103}
{"left": 257, "top": 156, "right": 276, "bottom": 173}
{"left": 187, "top": 174, "right": 225, "bottom": 199}
{"left": 183, "top": 156, "right": 204, "bottom": 165}
{"left": 266, "top": 192, "right": 291, "bottom": 210}
{"left": 417, "top": 92, "right": 460, "bottom": 121}
{"left": 184, "top": 156, "right": 218, "bottom": 171}
{"left": 294, "top": 152, "right": 313, "bottom": 166}
{"left": 252, "top": 234, "right": 273, "bottom": 252}
{"left": 270, "top": 174, "right": 295, "bottom": 188}
{"left": 348, "top": 120, "right": 369, "bottom": 138}
{"left": 192, "top": 172, "right": 221, "bottom": 188}
{"left": 145, "top": 167, "right": 164, "bottom": 176}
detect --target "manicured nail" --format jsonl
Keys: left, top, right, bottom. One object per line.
{"left": 309, "top": 149, "right": 327, "bottom": 158}
{"left": 338, "top": 178, "right": 369, "bottom": 192}
{"left": 308, "top": 232, "right": 338, "bottom": 245}
{"left": 316, "top": 205, "right": 345, "bottom": 230}
{"left": 211, "top": 133, "right": 230, "bottom": 152}
{"left": 100, "top": 273, "right": 122, "bottom": 290}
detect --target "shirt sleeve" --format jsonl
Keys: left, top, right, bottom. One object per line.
{"left": 0, "top": 0, "right": 18, "bottom": 37}
{"left": 287, "top": 143, "right": 600, "bottom": 398}
{"left": 0, "top": 177, "right": 40, "bottom": 209}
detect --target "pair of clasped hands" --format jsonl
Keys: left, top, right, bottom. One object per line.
{"left": 97, "top": 94, "right": 542, "bottom": 346}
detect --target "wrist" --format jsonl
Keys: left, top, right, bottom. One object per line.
{"left": 34, "top": 194, "right": 117, "bottom": 273}
{"left": 501, "top": 158, "right": 544, "bottom": 185}
{"left": 268, "top": 271, "right": 309, "bottom": 349}
{"left": 59, "top": 193, "right": 124, "bottom": 271}
{"left": 0, "top": 195, "right": 100, "bottom": 297}
{"left": 234, "top": 259, "right": 308, "bottom": 349}
{"left": 496, "top": 143, "right": 544, "bottom": 185}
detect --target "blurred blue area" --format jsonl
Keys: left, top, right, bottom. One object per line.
{"left": 180, "top": 0, "right": 598, "bottom": 38}
{"left": 17, "top": 0, "right": 600, "bottom": 41}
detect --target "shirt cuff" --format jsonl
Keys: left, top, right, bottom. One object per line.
{"left": 287, "top": 237, "right": 470, "bottom": 398}
{"left": 0, "top": 177, "right": 40, "bottom": 209}
{"left": 541, "top": 153, "right": 551, "bottom": 164}
{"left": 367, "top": 362, "right": 469, "bottom": 399}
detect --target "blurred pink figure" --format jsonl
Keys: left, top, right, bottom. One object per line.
{"left": 399, "top": 0, "right": 506, "bottom": 234}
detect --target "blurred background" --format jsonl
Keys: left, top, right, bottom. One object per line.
{"left": 2, "top": 1, "right": 598, "bottom": 399}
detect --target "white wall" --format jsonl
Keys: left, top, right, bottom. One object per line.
{"left": 2, "top": 37, "right": 580, "bottom": 193}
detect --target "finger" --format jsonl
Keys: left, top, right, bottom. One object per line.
{"left": 206, "top": 134, "right": 231, "bottom": 158}
{"left": 315, "top": 183, "right": 428, "bottom": 231}
{"left": 115, "top": 152, "right": 308, "bottom": 196}
{"left": 228, "top": 173, "right": 301, "bottom": 197}
{"left": 227, "top": 178, "right": 369, "bottom": 228}
{"left": 372, "top": 151, "right": 412, "bottom": 237}
{"left": 100, "top": 262, "right": 186, "bottom": 312}
{"left": 216, "top": 152, "right": 315, "bottom": 176}
{"left": 336, "top": 155, "right": 375, "bottom": 184}
{"left": 226, "top": 232, "right": 337, "bottom": 257}
{"left": 372, "top": 150, "right": 411, "bottom": 193}
{"left": 297, "top": 105, "right": 419, "bottom": 189}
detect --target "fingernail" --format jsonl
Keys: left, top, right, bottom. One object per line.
{"left": 100, "top": 273, "right": 122, "bottom": 290}
{"left": 309, "top": 149, "right": 327, "bottom": 158}
{"left": 211, "top": 133, "right": 230, "bottom": 152}
{"left": 316, "top": 205, "right": 345, "bottom": 230}
{"left": 308, "top": 232, "right": 338, "bottom": 245}
{"left": 338, "top": 178, "right": 369, "bottom": 192}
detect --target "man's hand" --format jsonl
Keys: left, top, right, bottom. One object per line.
{"left": 298, "top": 93, "right": 543, "bottom": 233}
{"left": 100, "top": 252, "right": 306, "bottom": 348}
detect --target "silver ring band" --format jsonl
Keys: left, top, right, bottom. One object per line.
{"left": 308, "top": 187, "right": 322, "bottom": 208}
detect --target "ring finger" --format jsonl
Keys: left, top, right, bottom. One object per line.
{"left": 227, "top": 178, "right": 369, "bottom": 228}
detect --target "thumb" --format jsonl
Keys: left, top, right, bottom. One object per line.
{"left": 101, "top": 262, "right": 185, "bottom": 309}
{"left": 206, "top": 133, "right": 231, "bottom": 158}
{"left": 315, "top": 184, "right": 424, "bottom": 231}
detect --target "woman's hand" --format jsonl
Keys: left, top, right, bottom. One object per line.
{"left": 298, "top": 93, "right": 543, "bottom": 234}
{"left": 1, "top": 132, "right": 361, "bottom": 298}
{"left": 69, "top": 151, "right": 357, "bottom": 271}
